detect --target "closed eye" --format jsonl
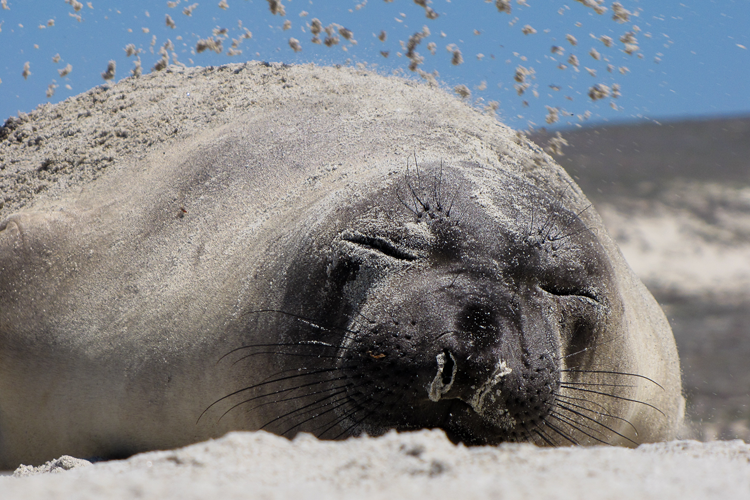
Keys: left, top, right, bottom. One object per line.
{"left": 342, "top": 233, "right": 417, "bottom": 261}
{"left": 539, "top": 284, "right": 600, "bottom": 303}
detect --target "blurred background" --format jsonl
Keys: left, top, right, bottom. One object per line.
{"left": 1, "top": 0, "right": 749, "bottom": 441}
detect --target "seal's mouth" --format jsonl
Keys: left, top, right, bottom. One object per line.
{"left": 338, "top": 324, "right": 559, "bottom": 446}
{"left": 428, "top": 350, "right": 519, "bottom": 437}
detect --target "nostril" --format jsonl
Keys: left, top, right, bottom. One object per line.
{"left": 428, "top": 349, "right": 458, "bottom": 402}
{"left": 441, "top": 349, "right": 455, "bottom": 386}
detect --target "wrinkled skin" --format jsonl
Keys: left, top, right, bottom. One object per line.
{"left": 0, "top": 66, "right": 683, "bottom": 469}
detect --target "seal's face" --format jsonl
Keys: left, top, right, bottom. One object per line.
{"left": 257, "top": 164, "right": 621, "bottom": 446}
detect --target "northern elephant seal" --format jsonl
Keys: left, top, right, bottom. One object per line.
{"left": 0, "top": 62, "right": 683, "bottom": 469}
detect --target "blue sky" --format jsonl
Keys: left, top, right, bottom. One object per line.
{"left": 0, "top": 0, "right": 748, "bottom": 129}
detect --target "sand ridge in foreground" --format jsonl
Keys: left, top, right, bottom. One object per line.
{"left": 3, "top": 430, "right": 750, "bottom": 499}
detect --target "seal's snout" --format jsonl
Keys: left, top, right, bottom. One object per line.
{"left": 341, "top": 282, "right": 561, "bottom": 444}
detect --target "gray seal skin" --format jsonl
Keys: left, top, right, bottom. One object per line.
{"left": 0, "top": 63, "right": 683, "bottom": 469}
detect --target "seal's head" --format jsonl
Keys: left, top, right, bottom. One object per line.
{"left": 228, "top": 162, "right": 644, "bottom": 447}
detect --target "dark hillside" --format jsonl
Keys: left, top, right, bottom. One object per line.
{"left": 534, "top": 115, "right": 750, "bottom": 441}
{"left": 532, "top": 115, "right": 750, "bottom": 199}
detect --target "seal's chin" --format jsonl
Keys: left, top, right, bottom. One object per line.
{"left": 354, "top": 396, "right": 533, "bottom": 446}
{"left": 439, "top": 399, "right": 514, "bottom": 446}
{"left": 346, "top": 375, "right": 554, "bottom": 446}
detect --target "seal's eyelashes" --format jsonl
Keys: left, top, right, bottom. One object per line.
{"left": 342, "top": 233, "right": 418, "bottom": 261}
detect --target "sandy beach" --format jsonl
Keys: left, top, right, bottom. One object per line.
{"left": 1, "top": 430, "right": 749, "bottom": 499}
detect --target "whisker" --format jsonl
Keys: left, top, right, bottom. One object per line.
{"left": 261, "top": 389, "right": 351, "bottom": 432}
{"left": 329, "top": 408, "right": 378, "bottom": 440}
{"left": 554, "top": 396, "right": 639, "bottom": 436}
{"left": 197, "top": 367, "right": 342, "bottom": 423}
{"left": 218, "top": 377, "right": 354, "bottom": 421}
{"left": 219, "top": 341, "right": 355, "bottom": 366}
{"left": 353, "top": 310, "right": 376, "bottom": 325}
{"left": 560, "top": 369, "right": 665, "bottom": 391}
{"left": 541, "top": 419, "right": 579, "bottom": 445}
{"left": 533, "top": 427, "right": 556, "bottom": 446}
{"left": 555, "top": 393, "right": 613, "bottom": 415}
{"left": 549, "top": 410, "right": 609, "bottom": 441}
{"left": 253, "top": 381, "right": 371, "bottom": 420}
{"left": 555, "top": 403, "right": 638, "bottom": 446}
{"left": 230, "top": 350, "right": 341, "bottom": 368}
{"left": 315, "top": 401, "right": 369, "bottom": 438}
{"left": 547, "top": 413, "right": 608, "bottom": 446}
{"left": 559, "top": 385, "right": 666, "bottom": 417}
{"left": 556, "top": 336, "right": 622, "bottom": 362}
{"left": 432, "top": 160, "right": 444, "bottom": 212}
{"left": 275, "top": 395, "right": 358, "bottom": 437}
{"left": 240, "top": 309, "right": 360, "bottom": 336}
{"left": 548, "top": 205, "right": 593, "bottom": 243}
{"left": 396, "top": 188, "right": 419, "bottom": 217}
{"left": 562, "top": 381, "right": 637, "bottom": 389}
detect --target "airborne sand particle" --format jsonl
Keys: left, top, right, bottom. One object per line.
{"left": 544, "top": 132, "right": 568, "bottom": 156}
{"left": 545, "top": 106, "right": 559, "bottom": 124}
{"left": 620, "top": 31, "right": 638, "bottom": 55}
{"left": 612, "top": 2, "right": 630, "bottom": 23}
{"left": 588, "top": 83, "right": 610, "bottom": 101}
{"left": 414, "top": 0, "right": 438, "bottom": 20}
{"left": 196, "top": 37, "right": 223, "bottom": 54}
{"left": 453, "top": 84, "right": 470, "bottom": 99}
{"left": 405, "top": 26, "right": 430, "bottom": 71}
{"left": 101, "top": 60, "right": 116, "bottom": 81}
{"left": 445, "top": 44, "right": 463, "bottom": 66}
{"left": 66, "top": 0, "right": 83, "bottom": 12}
{"left": 575, "top": 0, "right": 607, "bottom": 15}
{"left": 495, "top": 0, "right": 511, "bottom": 14}
{"left": 131, "top": 57, "right": 142, "bottom": 77}
{"left": 267, "top": 0, "right": 285, "bottom": 16}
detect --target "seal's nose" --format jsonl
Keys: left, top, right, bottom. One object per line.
{"left": 422, "top": 299, "right": 510, "bottom": 404}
